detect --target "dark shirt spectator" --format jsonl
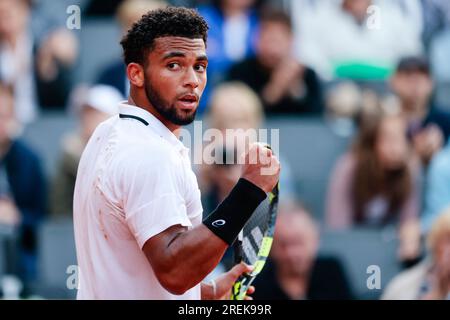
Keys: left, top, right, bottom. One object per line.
{"left": 0, "top": 83, "right": 46, "bottom": 281}
{"left": 252, "top": 201, "right": 353, "bottom": 300}
{"left": 228, "top": 57, "right": 322, "bottom": 114}
{"left": 391, "top": 56, "right": 450, "bottom": 165}
{"left": 227, "top": 9, "right": 323, "bottom": 115}
{"left": 1, "top": 140, "right": 47, "bottom": 257}
{"left": 253, "top": 257, "right": 353, "bottom": 300}
{"left": 417, "top": 107, "right": 450, "bottom": 144}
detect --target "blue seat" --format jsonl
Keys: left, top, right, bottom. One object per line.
{"left": 35, "top": 218, "right": 77, "bottom": 299}
{"left": 22, "top": 112, "right": 77, "bottom": 179}
{"left": 75, "top": 18, "right": 122, "bottom": 84}
{"left": 265, "top": 117, "right": 351, "bottom": 219}
{"left": 319, "top": 227, "right": 402, "bottom": 300}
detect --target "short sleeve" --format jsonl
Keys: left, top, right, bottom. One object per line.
{"left": 115, "top": 145, "right": 192, "bottom": 249}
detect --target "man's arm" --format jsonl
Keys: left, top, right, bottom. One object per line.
{"left": 143, "top": 223, "right": 227, "bottom": 295}
{"left": 142, "top": 143, "right": 280, "bottom": 295}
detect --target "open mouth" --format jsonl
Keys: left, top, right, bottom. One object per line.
{"left": 178, "top": 94, "right": 198, "bottom": 109}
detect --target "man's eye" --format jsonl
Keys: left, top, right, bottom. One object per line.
{"left": 195, "top": 64, "right": 206, "bottom": 72}
{"left": 168, "top": 63, "right": 180, "bottom": 70}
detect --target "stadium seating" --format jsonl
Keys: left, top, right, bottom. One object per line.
{"left": 34, "top": 218, "right": 77, "bottom": 299}
{"left": 22, "top": 112, "right": 77, "bottom": 179}
{"left": 76, "top": 18, "right": 122, "bottom": 84}
{"left": 0, "top": 225, "right": 19, "bottom": 278}
{"left": 265, "top": 116, "right": 351, "bottom": 220}
{"left": 319, "top": 227, "right": 402, "bottom": 300}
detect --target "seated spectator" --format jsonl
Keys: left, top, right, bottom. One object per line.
{"left": 228, "top": 9, "right": 323, "bottom": 115}
{"left": 252, "top": 201, "right": 353, "bottom": 300}
{"left": 421, "top": 141, "right": 450, "bottom": 233}
{"left": 97, "top": 0, "right": 167, "bottom": 97}
{"left": 199, "top": 82, "right": 297, "bottom": 269}
{"left": 382, "top": 207, "right": 450, "bottom": 300}
{"left": 50, "top": 85, "right": 123, "bottom": 217}
{"left": 200, "top": 82, "right": 296, "bottom": 213}
{"left": 0, "top": 83, "right": 47, "bottom": 282}
{"left": 0, "top": 0, "right": 78, "bottom": 122}
{"left": 390, "top": 56, "right": 450, "bottom": 165}
{"left": 294, "top": 0, "right": 423, "bottom": 81}
{"left": 325, "top": 81, "right": 374, "bottom": 137}
{"left": 198, "top": 0, "right": 260, "bottom": 113}
{"left": 325, "top": 94, "right": 422, "bottom": 262}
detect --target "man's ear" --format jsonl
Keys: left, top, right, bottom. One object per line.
{"left": 127, "top": 63, "right": 145, "bottom": 88}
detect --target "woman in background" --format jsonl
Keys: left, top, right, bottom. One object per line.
{"left": 325, "top": 93, "right": 422, "bottom": 262}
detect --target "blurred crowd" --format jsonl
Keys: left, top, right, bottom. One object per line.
{"left": 1, "top": 0, "right": 450, "bottom": 300}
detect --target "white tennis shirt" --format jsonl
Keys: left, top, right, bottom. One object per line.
{"left": 73, "top": 102, "right": 203, "bottom": 299}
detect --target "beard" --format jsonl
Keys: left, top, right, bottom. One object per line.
{"left": 144, "top": 75, "right": 198, "bottom": 126}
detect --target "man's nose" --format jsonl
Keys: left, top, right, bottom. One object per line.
{"left": 183, "top": 67, "right": 200, "bottom": 89}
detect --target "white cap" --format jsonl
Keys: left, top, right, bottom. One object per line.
{"left": 84, "top": 85, "right": 124, "bottom": 115}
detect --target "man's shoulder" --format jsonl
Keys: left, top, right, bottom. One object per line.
{"left": 113, "top": 134, "right": 180, "bottom": 175}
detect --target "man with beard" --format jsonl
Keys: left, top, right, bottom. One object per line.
{"left": 73, "top": 7, "right": 280, "bottom": 300}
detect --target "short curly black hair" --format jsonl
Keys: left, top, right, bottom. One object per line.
{"left": 120, "top": 6, "right": 209, "bottom": 66}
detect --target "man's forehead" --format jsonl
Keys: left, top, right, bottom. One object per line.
{"left": 153, "top": 36, "right": 206, "bottom": 55}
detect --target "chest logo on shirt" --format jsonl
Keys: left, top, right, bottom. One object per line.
{"left": 212, "top": 219, "right": 226, "bottom": 227}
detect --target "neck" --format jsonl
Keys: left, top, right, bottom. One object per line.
{"left": 128, "top": 93, "right": 181, "bottom": 137}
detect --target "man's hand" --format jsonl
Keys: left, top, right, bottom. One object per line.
{"left": 262, "top": 58, "right": 303, "bottom": 106}
{"left": 0, "top": 199, "right": 21, "bottom": 226}
{"left": 202, "top": 262, "right": 255, "bottom": 300}
{"left": 241, "top": 143, "right": 280, "bottom": 193}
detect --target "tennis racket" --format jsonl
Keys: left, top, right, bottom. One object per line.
{"left": 231, "top": 178, "right": 280, "bottom": 300}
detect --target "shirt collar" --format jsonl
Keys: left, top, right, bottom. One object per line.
{"left": 118, "top": 102, "right": 189, "bottom": 155}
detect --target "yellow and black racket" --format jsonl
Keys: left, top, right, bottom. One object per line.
{"left": 231, "top": 180, "right": 279, "bottom": 300}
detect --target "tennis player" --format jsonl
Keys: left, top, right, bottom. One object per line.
{"left": 73, "top": 7, "right": 280, "bottom": 300}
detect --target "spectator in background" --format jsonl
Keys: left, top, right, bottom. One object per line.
{"left": 390, "top": 56, "right": 450, "bottom": 166}
{"left": 50, "top": 85, "right": 123, "bottom": 217}
{"left": 294, "top": 0, "right": 423, "bottom": 81}
{"left": 0, "top": 83, "right": 47, "bottom": 281}
{"left": 198, "top": 0, "right": 260, "bottom": 113}
{"left": 325, "top": 94, "right": 422, "bottom": 262}
{"left": 252, "top": 201, "right": 353, "bottom": 300}
{"left": 382, "top": 207, "right": 450, "bottom": 300}
{"left": 97, "top": 0, "right": 167, "bottom": 97}
{"left": 228, "top": 9, "right": 323, "bottom": 115}
{"left": 199, "top": 82, "right": 296, "bottom": 268}
{"left": 200, "top": 82, "right": 296, "bottom": 213}
{"left": 421, "top": 142, "right": 450, "bottom": 233}
{"left": 0, "top": 0, "right": 78, "bottom": 122}
{"left": 324, "top": 81, "right": 366, "bottom": 137}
